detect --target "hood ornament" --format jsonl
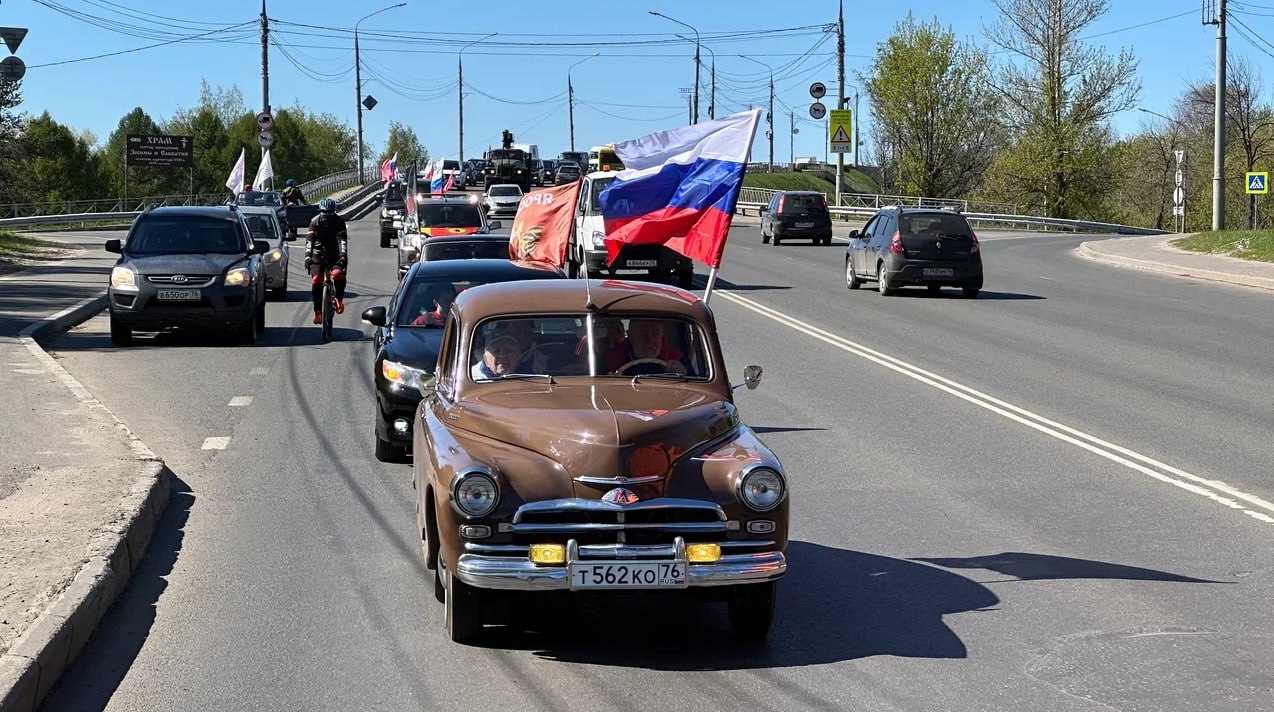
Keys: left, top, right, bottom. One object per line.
{"left": 601, "top": 487, "right": 640, "bottom": 505}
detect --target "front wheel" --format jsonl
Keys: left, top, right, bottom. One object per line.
{"left": 375, "top": 434, "right": 406, "bottom": 463}
{"left": 109, "top": 312, "right": 132, "bottom": 346}
{"left": 728, "top": 580, "right": 776, "bottom": 642}
{"left": 444, "top": 559, "right": 483, "bottom": 643}
{"left": 380, "top": 232, "right": 391, "bottom": 249}
{"left": 962, "top": 286, "right": 980, "bottom": 299}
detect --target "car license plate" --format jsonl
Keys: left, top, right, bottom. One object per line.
{"left": 923, "top": 268, "right": 954, "bottom": 278}
{"left": 569, "top": 561, "right": 687, "bottom": 590}
{"left": 156, "top": 289, "right": 200, "bottom": 301}
{"left": 626, "top": 259, "right": 658, "bottom": 268}
{"left": 795, "top": 222, "right": 815, "bottom": 228}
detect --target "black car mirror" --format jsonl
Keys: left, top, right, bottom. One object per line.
{"left": 283, "top": 232, "right": 297, "bottom": 242}
{"left": 488, "top": 220, "right": 502, "bottom": 230}
{"left": 104, "top": 239, "right": 123, "bottom": 254}
{"left": 759, "top": 206, "right": 768, "bottom": 214}
{"left": 251, "top": 239, "right": 271, "bottom": 255}
{"left": 362, "top": 306, "right": 387, "bottom": 327}
{"left": 848, "top": 229, "right": 860, "bottom": 239}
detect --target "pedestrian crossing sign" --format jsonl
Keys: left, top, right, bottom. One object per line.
{"left": 1246, "top": 172, "right": 1268, "bottom": 194}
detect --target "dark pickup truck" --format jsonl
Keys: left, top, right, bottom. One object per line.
{"left": 284, "top": 204, "right": 322, "bottom": 237}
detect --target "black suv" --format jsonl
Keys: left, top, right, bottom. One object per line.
{"left": 105, "top": 205, "right": 271, "bottom": 344}
{"left": 845, "top": 206, "right": 982, "bottom": 298}
{"left": 380, "top": 180, "right": 407, "bottom": 248}
{"left": 760, "top": 190, "right": 834, "bottom": 245}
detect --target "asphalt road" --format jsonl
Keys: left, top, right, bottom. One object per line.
{"left": 39, "top": 216, "right": 1274, "bottom": 711}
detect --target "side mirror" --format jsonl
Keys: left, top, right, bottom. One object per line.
{"left": 759, "top": 206, "right": 768, "bottom": 214}
{"left": 283, "top": 232, "right": 297, "bottom": 242}
{"left": 105, "top": 239, "right": 123, "bottom": 254}
{"left": 487, "top": 220, "right": 502, "bottom": 230}
{"left": 251, "top": 239, "right": 271, "bottom": 255}
{"left": 362, "top": 306, "right": 387, "bottom": 327}
{"left": 848, "top": 229, "right": 860, "bottom": 239}
{"left": 418, "top": 379, "right": 437, "bottom": 399}
{"left": 733, "top": 364, "right": 763, "bottom": 391}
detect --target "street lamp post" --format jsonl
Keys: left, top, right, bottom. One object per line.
{"left": 650, "top": 11, "right": 699, "bottom": 124}
{"left": 739, "top": 54, "right": 774, "bottom": 172}
{"left": 458, "top": 32, "right": 498, "bottom": 164}
{"left": 678, "top": 35, "right": 714, "bottom": 120}
{"left": 355, "top": 3, "right": 406, "bottom": 182}
{"left": 568, "top": 53, "right": 600, "bottom": 152}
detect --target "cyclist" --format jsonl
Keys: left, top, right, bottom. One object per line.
{"left": 305, "top": 197, "right": 348, "bottom": 324}
{"left": 281, "top": 178, "right": 306, "bottom": 206}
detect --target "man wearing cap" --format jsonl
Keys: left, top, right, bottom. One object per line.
{"left": 471, "top": 333, "right": 523, "bottom": 381}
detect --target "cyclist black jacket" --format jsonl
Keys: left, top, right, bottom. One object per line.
{"left": 306, "top": 212, "right": 348, "bottom": 265}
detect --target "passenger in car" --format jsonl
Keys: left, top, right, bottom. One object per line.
{"left": 605, "top": 319, "right": 687, "bottom": 375}
{"left": 471, "top": 333, "right": 523, "bottom": 380}
{"left": 410, "top": 282, "right": 457, "bottom": 326}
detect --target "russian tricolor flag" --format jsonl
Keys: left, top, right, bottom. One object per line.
{"left": 599, "top": 109, "right": 761, "bottom": 269}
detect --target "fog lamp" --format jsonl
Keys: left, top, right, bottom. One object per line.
{"left": 392, "top": 418, "right": 409, "bottom": 434}
{"left": 529, "top": 543, "right": 566, "bottom": 565}
{"left": 686, "top": 543, "right": 721, "bottom": 564}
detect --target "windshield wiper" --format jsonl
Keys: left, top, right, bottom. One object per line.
{"left": 484, "top": 373, "right": 556, "bottom": 384}
{"left": 631, "top": 372, "right": 688, "bottom": 385}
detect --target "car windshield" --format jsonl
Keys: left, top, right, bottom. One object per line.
{"left": 396, "top": 279, "right": 483, "bottom": 328}
{"left": 442, "top": 160, "right": 460, "bottom": 171}
{"left": 589, "top": 176, "right": 616, "bottom": 211}
{"left": 126, "top": 216, "right": 246, "bottom": 255}
{"left": 237, "top": 191, "right": 281, "bottom": 206}
{"left": 418, "top": 203, "right": 482, "bottom": 228}
{"left": 780, "top": 194, "right": 826, "bottom": 213}
{"left": 900, "top": 213, "right": 973, "bottom": 238}
{"left": 489, "top": 186, "right": 522, "bottom": 197}
{"left": 468, "top": 315, "right": 711, "bottom": 381}
{"left": 385, "top": 183, "right": 405, "bottom": 201}
{"left": 243, "top": 214, "right": 277, "bottom": 239}
{"left": 423, "top": 241, "right": 509, "bottom": 261}
{"left": 487, "top": 150, "right": 524, "bottom": 162}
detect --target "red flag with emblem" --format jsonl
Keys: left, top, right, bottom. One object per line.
{"left": 508, "top": 181, "right": 581, "bottom": 268}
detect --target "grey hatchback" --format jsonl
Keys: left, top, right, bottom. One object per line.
{"left": 106, "top": 205, "right": 270, "bottom": 344}
{"left": 845, "top": 207, "right": 982, "bottom": 298}
{"left": 760, "top": 190, "right": 834, "bottom": 245}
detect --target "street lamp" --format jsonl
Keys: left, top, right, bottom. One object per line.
{"left": 355, "top": 2, "right": 406, "bottom": 182}
{"left": 677, "top": 35, "right": 714, "bottom": 120}
{"left": 568, "top": 53, "right": 600, "bottom": 152}
{"left": 459, "top": 32, "right": 498, "bottom": 163}
{"left": 738, "top": 54, "right": 774, "bottom": 172}
{"left": 650, "top": 11, "right": 700, "bottom": 124}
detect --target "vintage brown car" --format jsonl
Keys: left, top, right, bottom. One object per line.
{"left": 411, "top": 279, "right": 789, "bottom": 643}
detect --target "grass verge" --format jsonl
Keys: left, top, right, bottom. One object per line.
{"left": 1172, "top": 229, "right": 1274, "bottom": 263}
{"left": 744, "top": 168, "right": 879, "bottom": 195}
{"left": 0, "top": 231, "right": 59, "bottom": 259}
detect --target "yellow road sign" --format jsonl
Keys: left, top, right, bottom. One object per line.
{"left": 1246, "top": 171, "right": 1268, "bottom": 194}
{"left": 829, "top": 109, "right": 852, "bottom": 153}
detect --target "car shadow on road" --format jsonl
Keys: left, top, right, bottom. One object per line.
{"left": 889, "top": 289, "right": 1046, "bottom": 300}
{"left": 704, "top": 276, "right": 792, "bottom": 292}
{"left": 39, "top": 470, "right": 193, "bottom": 711}
{"left": 479, "top": 540, "right": 999, "bottom": 670}
{"left": 912, "top": 552, "right": 1226, "bottom": 584}
{"left": 262, "top": 326, "right": 369, "bottom": 347}
{"left": 750, "top": 426, "right": 828, "bottom": 435}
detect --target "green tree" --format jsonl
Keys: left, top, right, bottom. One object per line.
{"left": 18, "top": 112, "right": 101, "bottom": 203}
{"left": 0, "top": 79, "right": 24, "bottom": 205}
{"left": 381, "top": 121, "right": 427, "bottom": 167}
{"left": 863, "top": 15, "right": 1001, "bottom": 198}
{"left": 984, "top": 0, "right": 1140, "bottom": 218}
{"left": 101, "top": 107, "right": 180, "bottom": 201}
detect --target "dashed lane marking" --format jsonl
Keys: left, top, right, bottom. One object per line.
{"left": 201, "top": 437, "right": 231, "bottom": 450}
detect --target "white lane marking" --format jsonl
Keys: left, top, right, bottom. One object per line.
{"left": 11, "top": 368, "right": 45, "bottom": 375}
{"left": 716, "top": 289, "right": 1274, "bottom": 527}
{"left": 1039, "top": 276, "right": 1056, "bottom": 280}
{"left": 201, "top": 437, "right": 231, "bottom": 450}
{"left": 227, "top": 396, "right": 253, "bottom": 407}
{"left": 250, "top": 367, "right": 268, "bottom": 376}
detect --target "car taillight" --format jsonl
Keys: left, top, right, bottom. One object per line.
{"left": 777, "top": 195, "right": 786, "bottom": 213}
{"left": 970, "top": 232, "right": 980, "bottom": 255}
{"left": 889, "top": 231, "right": 904, "bottom": 254}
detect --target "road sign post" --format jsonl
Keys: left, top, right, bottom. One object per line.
{"left": 828, "top": 109, "right": 853, "bottom": 155}
{"left": 1173, "top": 150, "right": 1186, "bottom": 232}
{"left": 1245, "top": 171, "right": 1267, "bottom": 229}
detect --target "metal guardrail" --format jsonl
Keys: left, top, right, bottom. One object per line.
{"left": 738, "top": 186, "right": 1023, "bottom": 218}
{"left": 0, "top": 169, "right": 366, "bottom": 220}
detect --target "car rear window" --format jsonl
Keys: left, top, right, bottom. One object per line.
{"left": 899, "top": 213, "right": 972, "bottom": 238}
{"left": 780, "top": 194, "right": 827, "bottom": 213}
{"left": 244, "top": 214, "right": 277, "bottom": 239}
{"left": 489, "top": 186, "right": 522, "bottom": 197}
{"left": 423, "top": 241, "right": 509, "bottom": 261}
{"left": 419, "top": 203, "right": 482, "bottom": 227}
{"left": 127, "top": 216, "right": 246, "bottom": 255}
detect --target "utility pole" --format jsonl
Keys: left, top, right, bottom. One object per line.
{"left": 1209, "top": 0, "right": 1227, "bottom": 231}
{"left": 651, "top": 12, "right": 700, "bottom": 124}
{"left": 790, "top": 110, "right": 795, "bottom": 165}
{"left": 355, "top": 31, "right": 364, "bottom": 182}
{"left": 260, "top": 0, "right": 270, "bottom": 188}
{"left": 568, "top": 74, "right": 575, "bottom": 152}
{"left": 835, "top": 0, "right": 845, "bottom": 203}
{"left": 739, "top": 54, "right": 774, "bottom": 172}
{"left": 457, "top": 55, "right": 464, "bottom": 163}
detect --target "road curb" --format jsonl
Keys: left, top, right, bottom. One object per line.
{"left": 1074, "top": 240, "right": 1274, "bottom": 293}
{"left": 1, "top": 295, "right": 169, "bottom": 712}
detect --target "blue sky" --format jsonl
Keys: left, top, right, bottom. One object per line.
{"left": 4, "top": 0, "right": 1261, "bottom": 168}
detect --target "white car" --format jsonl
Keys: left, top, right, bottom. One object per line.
{"left": 482, "top": 184, "right": 523, "bottom": 218}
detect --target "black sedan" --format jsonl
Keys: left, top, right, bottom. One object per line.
{"left": 361, "top": 259, "right": 564, "bottom": 462}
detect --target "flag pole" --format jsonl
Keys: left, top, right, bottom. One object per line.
{"left": 702, "top": 266, "right": 720, "bottom": 305}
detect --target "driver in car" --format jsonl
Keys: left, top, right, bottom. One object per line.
{"left": 471, "top": 333, "right": 523, "bottom": 381}
{"left": 605, "top": 319, "right": 688, "bottom": 375}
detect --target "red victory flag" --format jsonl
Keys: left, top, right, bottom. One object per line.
{"left": 508, "top": 181, "right": 581, "bottom": 268}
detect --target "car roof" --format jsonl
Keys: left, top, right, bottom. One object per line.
{"left": 406, "top": 258, "right": 563, "bottom": 283}
{"left": 777, "top": 190, "right": 824, "bottom": 196}
{"left": 454, "top": 279, "right": 708, "bottom": 321}
{"left": 417, "top": 195, "right": 479, "bottom": 204}
{"left": 142, "top": 205, "right": 244, "bottom": 220}
{"left": 421, "top": 234, "right": 509, "bottom": 244}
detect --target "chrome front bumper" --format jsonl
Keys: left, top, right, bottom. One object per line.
{"left": 454, "top": 536, "right": 786, "bottom": 591}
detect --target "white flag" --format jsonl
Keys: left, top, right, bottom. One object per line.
{"left": 252, "top": 149, "right": 274, "bottom": 191}
{"left": 225, "top": 148, "right": 246, "bottom": 194}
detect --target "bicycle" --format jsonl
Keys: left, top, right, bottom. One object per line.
{"left": 321, "top": 268, "right": 338, "bottom": 343}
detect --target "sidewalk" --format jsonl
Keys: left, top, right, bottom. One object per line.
{"left": 1076, "top": 234, "right": 1274, "bottom": 293}
{"left": 0, "top": 231, "right": 168, "bottom": 712}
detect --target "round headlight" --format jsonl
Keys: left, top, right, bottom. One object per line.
{"left": 738, "top": 466, "right": 785, "bottom": 512}
{"left": 453, "top": 470, "right": 498, "bottom": 517}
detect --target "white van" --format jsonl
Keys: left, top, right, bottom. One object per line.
{"left": 569, "top": 171, "right": 694, "bottom": 288}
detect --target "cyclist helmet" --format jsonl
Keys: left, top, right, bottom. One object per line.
{"left": 286, "top": 178, "right": 295, "bottom": 186}
{"left": 318, "top": 198, "right": 337, "bottom": 213}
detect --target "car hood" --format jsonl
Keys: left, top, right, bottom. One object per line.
{"left": 488, "top": 196, "right": 520, "bottom": 204}
{"left": 450, "top": 381, "right": 738, "bottom": 498}
{"left": 124, "top": 253, "right": 247, "bottom": 274}
{"left": 385, "top": 326, "right": 444, "bottom": 372}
